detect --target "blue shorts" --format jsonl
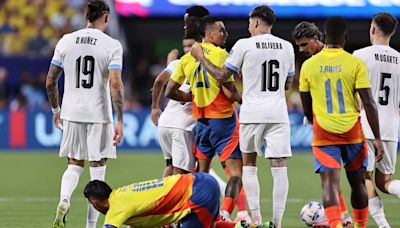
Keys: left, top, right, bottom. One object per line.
{"left": 313, "top": 141, "right": 368, "bottom": 173}
{"left": 194, "top": 113, "right": 241, "bottom": 162}
{"left": 181, "top": 173, "right": 220, "bottom": 228}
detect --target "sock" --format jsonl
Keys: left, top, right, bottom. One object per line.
{"left": 86, "top": 166, "right": 106, "bottom": 228}
{"left": 221, "top": 197, "right": 235, "bottom": 215}
{"left": 60, "top": 164, "right": 84, "bottom": 204}
{"left": 242, "top": 166, "right": 261, "bottom": 223}
{"left": 236, "top": 187, "right": 247, "bottom": 213}
{"left": 325, "top": 205, "right": 343, "bottom": 228}
{"left": 387, "top": 180, "right": 400, "bottom": 198}
{"left": 209, "top": 168, "right": 227, "bottom": 197}
{"left": 214, "top": 220, "right": 236, "bottom": 228}
{"left": 338, "top": 192, "right": 348, "bottom": 215}
{"left": 353, "top": 207, "right": 368, "bottom": 228}
{"left": 369, "top": 196, "right": 389, "bottom": 227}
{"left": 271, "top": 167, "right": 289, "bottom": 226}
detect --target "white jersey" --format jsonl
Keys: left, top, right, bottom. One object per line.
{"left": 158, "top": 60, "right": 195, "bottom": 131}
{"left": 51, "top": 28, "right": 123, "bottom": 123}
{"left": 353, "top": 45, "right": 400, "bottom": 141}
{"left": 225, "top": 33, "right": 295, "bottom": 124}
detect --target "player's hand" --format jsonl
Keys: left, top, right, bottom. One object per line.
{"left": 113, "top": 121, "right": 123, "bottom": 146}
{"left": 151, "top": 108, "right": 162, "bottom": 126}
{"left": 53, "top": 112, "right": 63, "bottom": 131}
{"left": 190, "top": 43, "right": 204, "bottom": 60}
{"left": 167, "top": 49, "right": 179, "bottom": 64}
{"left": 373, "top": 139, "right": 384, "bottom": 162}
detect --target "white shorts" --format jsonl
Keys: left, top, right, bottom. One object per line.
{"left": 367, "top": 139, "right": 397, "bottom": 174}
{"left": 59, "top": 120, "right": 116, "bottom": 161}
{"left": 240, "top": 123, "right": 292, "bottom": 158}
{"left": 158, "top": 127, "right": 195, "bottom": 172}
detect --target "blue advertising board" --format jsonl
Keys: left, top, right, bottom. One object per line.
{"left": 114, "top": 0, "right": 400, "bottom": 18}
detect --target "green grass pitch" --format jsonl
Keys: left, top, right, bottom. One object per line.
{"left": 0, "top": 151, "right": 399, "bottom": 227}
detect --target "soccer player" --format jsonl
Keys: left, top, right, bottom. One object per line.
{"left": 299, "top": 16, "right": 384, "bottom": 228}
{"left": 46, "top": 1, "right": 124, "bottom": 228}
{"left": 353, "top": 13, "right": 400, "bottom": 228}
{"left": 165, "top": 16, "right": 244, "bottom": 222}
{"left": 292, "top": 21, "right": 354, "bottom": 226}
{"left": 190, "top": 6, "right": 293, "bottom": 227}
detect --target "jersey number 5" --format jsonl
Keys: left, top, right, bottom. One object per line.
{"left": 379, "top": 72, "right": 391, "bottom": 106}
{"left": 261, "top": 60, "right": 279, "bottom": 92}
{"left": 76, "top": 56, "right": 95, "bottom": 89}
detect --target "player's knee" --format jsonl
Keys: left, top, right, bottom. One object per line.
{"left": 89, "top": 158, "right": 107, "bottom": 167}
{"left": 270, "top": 157, "right": 288, "bottom": 167}
{"left": 68, "top": 158, "right": 85, "bottom": 167}
{"left": 365, "top": 171, "right": 373, "bottom": 180}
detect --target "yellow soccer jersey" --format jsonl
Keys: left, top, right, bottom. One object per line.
{"left": 299, "top": 48, "right": 371, "bottom": 134}
{"left": 171, "top": 42, "right": 235, "bottom": 119}
{"left": 103, "top": 174, "right": 194, "bottom": 228}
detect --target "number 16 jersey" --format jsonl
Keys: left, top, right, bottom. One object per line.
{"left": 51, "top": 28, "right": 123, "bottom": 123}
{"left": 353, "top": 45, "right": 400, "bottom": 141}
{"left": 225, "top": 34, "right": 295, "bottom": 124}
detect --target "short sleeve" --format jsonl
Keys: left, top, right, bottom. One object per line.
{"left": 355, "top": 60, "right": 371, "bottom": 89}
{"left": 51, "top": 37, "right": 64, "bottom": 68}
{"left": 299, "top": 61, "right": 310, "bottom": 92}
{"left": 165, "top": 60, "right": 179, "bottom": 76}
{"left": 108, "top": 41, "right": 123, "bottom": 70}
{"left": 224, "top": 40, "right": 245, "bottom": 73}
{"left": 170, "top": 56, "right": 186, "bottom": 85}
{"left": 287, "top": 42, "right": 295, "bottom": 77}
{"left": 103, "top": 206, "right": 129, "bottom": 228}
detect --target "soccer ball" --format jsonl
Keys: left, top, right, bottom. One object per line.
{"left": 300, "top": 201, "right": 326, "bottom": 226}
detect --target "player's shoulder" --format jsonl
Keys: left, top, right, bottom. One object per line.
{"left": 268, "top": 34, "right": 294, "bottom": 49}
{"left": 353, "top": 46, "right": 374, "bottom": 57}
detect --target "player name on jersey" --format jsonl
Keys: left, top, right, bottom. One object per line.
{"left": 320, "top": 65, "right": 342, "bottom": 73}
{"left": 75, "top": 36, "right": 98, "bottom": 45}
{"left": 374, "top": 53, "right": 398, "bottom": 64}
{"left": 255, "top": 42, "right": 283, "bottom": 50}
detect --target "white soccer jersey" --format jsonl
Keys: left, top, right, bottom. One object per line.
{"left": 51, "top": 28, "right": 123, "bottom": 123}
{"left": 158, "top": 60, "right": 195, "bottom": 131}
{"left": 225, "top": 34, "right": 295, "bottom": 123}
{"left": 353, "top": 45, "right": 400, "bottom": 141}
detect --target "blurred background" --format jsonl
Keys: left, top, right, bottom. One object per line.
{"left": 0, "top": 0, "right": 399, "bottom": 150}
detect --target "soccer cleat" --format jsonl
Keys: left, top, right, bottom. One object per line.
{"left": 53, "top": 199, "right": 69, "bottom": 228}
{"left": 220, "top": 210, "right": 233, "bottom": 222}
{"left": 234, "top": 211, "right": 252, "bottom": 224}
{"left": 341, "top": 213, "right": 353, "bottom": 227}
{"left": 255, "top": 221, "right": 276, "bottom": 228}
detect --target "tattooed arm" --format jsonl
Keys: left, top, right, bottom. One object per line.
{"left": 46, "top": 64, "right": 63, "bottom": 130}
{"left": 109, "top": 69, "right": 124, "bottom": 145}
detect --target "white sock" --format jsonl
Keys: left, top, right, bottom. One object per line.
{"left": 242, "top": 166, "right": 261, "bottom": 223}
{"left": 271, "top": 167, "right": 289, "bottom": 227}
{"left": 86, "top": 166, "right": 106, "bottom": 228}
{"left": 369, "top": 196, "right": 390, "bottom": 227}
{"left": 209, "top": 168, "right": 226, "bottom": 197}
{"left": 60, "top": 164, "right": 84, "bottom": 205}
{"left": 387, "top": 180, "right": 400, "bottom": 198}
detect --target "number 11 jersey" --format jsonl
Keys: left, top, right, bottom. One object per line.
{"left": 225, "top": 33, "right": 295, "bottom": 124}
{"left": 51, "top": 28, "right": 123, "bottom": 123}
{"left": 354, "top": 45, "right": 400, "bottom": 141}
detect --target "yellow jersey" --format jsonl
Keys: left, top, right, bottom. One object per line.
{"left": 103, "top": 174, "right": 194, "bottom": 227}
{"left": 299, "top": 48, "right": 371, "bottom": 134}
{"left": 171, "top": 42, "right": 235, "bottom": 119}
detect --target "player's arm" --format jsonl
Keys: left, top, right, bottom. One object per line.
{"left": 151, "top": 69, "right": 170, "bottom": 126}
{"left": 222, "top": 81, "right": 242, "bottom": 104}
{"left": 46, "top": 64, "right": 63, "bottom": 130}
{"left": 165, "top": 79, "right": 191, "bottom": 102}
{"left": 358, "top": 88, "right": 384, "bottom": 161}
{"left": 300, "top": 92, "right": 313, "bottom": 123}
{"left": 110, "top": 69, "right": 124, "bottom": 146}
{"left": 191, "top": 43, "right": 234, "bottom": 82}
{"left": 285, "top": 76, "right": 293, "bottom": 90}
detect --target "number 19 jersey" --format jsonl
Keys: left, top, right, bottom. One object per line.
{"left": 225, "top": 34, "right": 295, "bottom": 124}
{"left": 353, "top": 45, "right": 400, "bottom": 141}
{"left": 51, "top": 28, "right": 123, "bottom": 123}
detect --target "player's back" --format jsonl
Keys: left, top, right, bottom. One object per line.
{"left": 232, "top": 34, "right": 295, "bottom": 124}
{"left": 354, "top": 45, "right": 400, "bottom": 141}
{"left": 300, "top": 48, "right": 371, "bottom": 134}
{"left": 52, "top": 28, "right": 122, "bottom": 123}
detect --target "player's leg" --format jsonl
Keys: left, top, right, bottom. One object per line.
{"left": 338, "top": 190, "right": 353, "bottom": 226}
{"left": 222, "top": 158, "right": 243, "bottom": 221}
{"left": 365, "top": 140, "right": 390, "bottom": 227}
{"left": 158, "top": 127, "right": 174, "bottom": 177}
{"left": 194, "top": 120, "right": 214, "bottom": 173}
{"left": 343, "top": 142, "right": 369, "bottom": 228}
{"left": 171, "top": 128, "right": 195, "bottom": 174}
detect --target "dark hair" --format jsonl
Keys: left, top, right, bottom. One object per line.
{"left": 324, "top": 16, "right": 347, "bottom": 45}
{"left": 372, "top": 12, "right": 398, "bottom": 36}
{"left": 199, "top": 16, "right": 223, "bottom": 38}
{"left": 292, "top": 21, "right": 323, "bottom": 41}
{"left": 185, "top": 6, "right": 209, "bottom": 18}
{"left": 249, "top": 5, "right": 276, "bottom": 26}
{"left": 84, "top": 180, "right": 112, "bottom": 200}
{"left": 86, "top": 0, "right": 110, "bottom": 23}
{"left": 184, "top": 30, "right": 202, "bottom": 42}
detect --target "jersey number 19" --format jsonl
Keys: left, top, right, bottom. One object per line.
{"left": 76, "top": 55, "right": 95, "bottom": 89}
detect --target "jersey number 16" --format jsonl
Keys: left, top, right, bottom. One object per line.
{"left": 261, "top": 60, "right": 279, "bottom": 92}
